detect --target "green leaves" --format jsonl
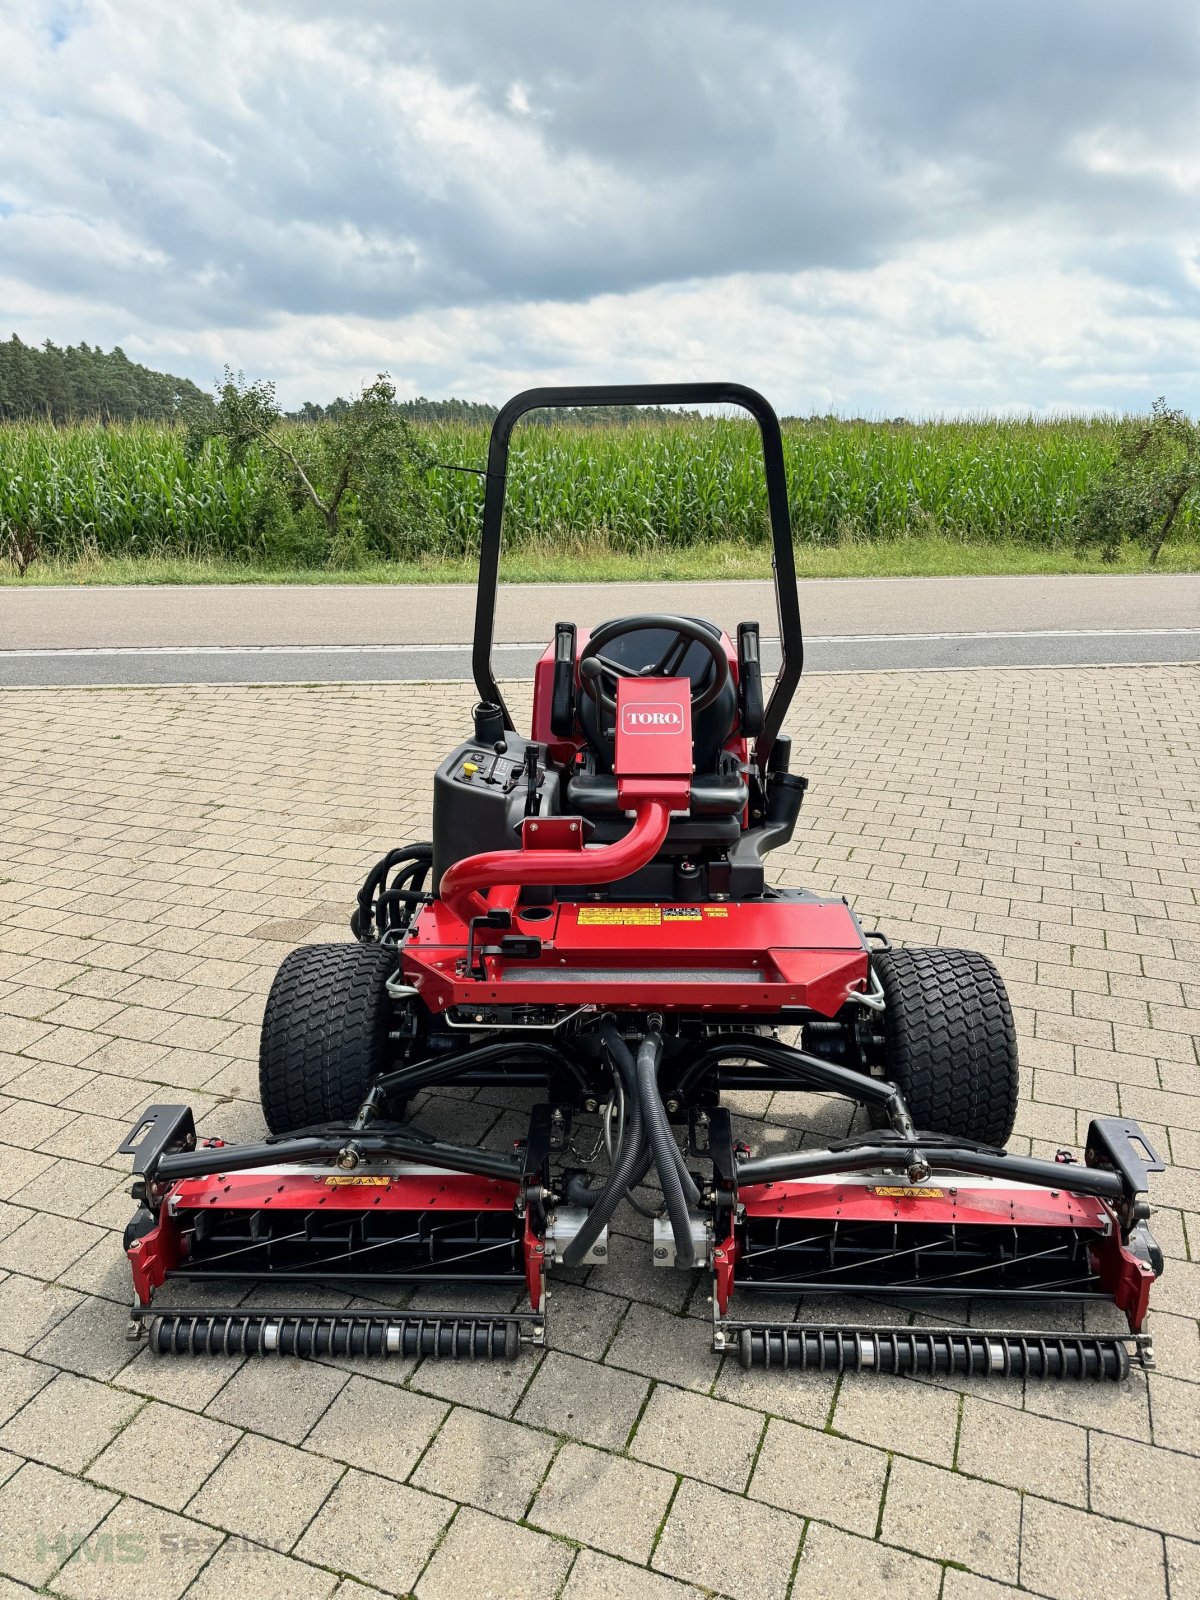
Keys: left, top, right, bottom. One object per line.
{"left": 1074, "top": 399, "right": 1200, "bottom": 564}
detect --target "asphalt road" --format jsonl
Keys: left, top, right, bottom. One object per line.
{"left": 1, "top": 574, "right": 1196, "bottom": 685}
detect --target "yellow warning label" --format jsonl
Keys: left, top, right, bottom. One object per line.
{"left": 704, "top": 905, "right": 729, "bottom": 917}
{"left": 325, "top": 1175, "right": 392, "bottom": 1188}
{"left": 871, "top": 1186, "right": 945, "bottom": 1199}
{"left": 577, "top": 907, "right": 662, "bottom": 926}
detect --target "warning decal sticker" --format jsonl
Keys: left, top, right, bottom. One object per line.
{"left": 577, "top": 907, "right": 662, "bottom": 926}
{"left": 870, "top": 1186, "right": 945, "bottom": 1199}
{"left": 325, "top": 1175, "right": 392, "bottom": 1188}
{"left": 575, "top": 905, "right": 735, "bottom": 927}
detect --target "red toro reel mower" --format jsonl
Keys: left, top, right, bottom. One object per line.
{"left": 122, "top": 384, "right": 1163, "bottom": 1379}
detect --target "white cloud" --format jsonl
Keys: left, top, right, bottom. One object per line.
{"left": 0, "top": 0, "right": 1196, "bottom": 411}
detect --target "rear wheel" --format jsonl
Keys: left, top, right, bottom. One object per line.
{"left": 871, "top": 946, "right": 1019, "bottom": 1146}
{"left": 259, "top": 943, "right": 397, "bottom": 1134}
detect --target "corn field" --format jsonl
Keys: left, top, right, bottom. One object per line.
{"left": 0, "top": 413, "right": 1165, "bottom": 566}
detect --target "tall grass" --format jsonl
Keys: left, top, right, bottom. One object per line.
{"left": 0, "top": 412, "right": 1173, "bottom": 568}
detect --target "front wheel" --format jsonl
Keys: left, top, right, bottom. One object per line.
{"left": 871, "top": 946, "right": 1019, "bottom": 1146}
{"left": 259, "top": 943, "right": 397, "bottom": 1134}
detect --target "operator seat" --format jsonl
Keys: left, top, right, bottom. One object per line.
{"left": 567, "top": 618, "right": 747, "bottom": 846}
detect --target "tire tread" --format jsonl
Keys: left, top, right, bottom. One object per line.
{"left": 873, "top": 945, "right": 1019, "bottom": 1145}
{"left": 259, "top": 943, "right": 396, "bottom": 1134}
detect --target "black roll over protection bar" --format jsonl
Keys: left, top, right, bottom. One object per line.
{"left": 470, "top": 383, "right": 803, "bottom": 770}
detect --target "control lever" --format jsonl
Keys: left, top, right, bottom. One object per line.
{"left": 523, "top": 743, "right": 542, "bottom": 817}
{"left": 485, "top": 739, "right": 507, "bottom": 784}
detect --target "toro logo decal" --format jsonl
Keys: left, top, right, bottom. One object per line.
{"left": 620, "top": 701, "right": 685, "bottom": 735}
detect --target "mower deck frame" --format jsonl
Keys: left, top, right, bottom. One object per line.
{"left": 119, "top": 382, "right": 1165, "bottom": 1376}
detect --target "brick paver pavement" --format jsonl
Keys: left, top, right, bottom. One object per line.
{"left": 0, "top": 666, "right": 1195, "bottom": 1599}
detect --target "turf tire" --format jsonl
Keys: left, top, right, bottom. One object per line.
{"left": 872, "top": 946, "right": 1019, "bottom": 1146}
{"left": 259, "top": 943, "right": 397, "bottom": 1134}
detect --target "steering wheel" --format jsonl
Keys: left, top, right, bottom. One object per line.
{"left": 578, "top": 614, "right": 732, "bottom": 719}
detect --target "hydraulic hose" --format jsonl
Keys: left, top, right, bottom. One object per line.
{"left": 560, "top": 1023, "right": 651, "bottom": 1267}
{"left": 636, "top": 1029, "right": 697, "bottom": 1269}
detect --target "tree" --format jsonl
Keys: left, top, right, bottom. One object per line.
{"left": 1075, "top": 399, "right": 1200, "bottom": 564}
{"left": 184, "top": 369, "right": 433, "bottom": 560}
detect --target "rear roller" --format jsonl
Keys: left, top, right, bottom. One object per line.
{"left": 733, "top": 1325, "right": 1140, "bottom": 1381}
{"left": 143, "top": 1310, "right": 533, "bottom": 1360}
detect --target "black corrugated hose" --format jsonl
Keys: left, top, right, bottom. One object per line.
{"left": 560, "top": 1022, "right": 652, "bottom": 1266}
{"left": 636, "top": 1027, "right": 697, "bottom": 1268}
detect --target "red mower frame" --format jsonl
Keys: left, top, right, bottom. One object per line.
{"left": 121, "top": 383, "right": 1164, "bottom": 1380}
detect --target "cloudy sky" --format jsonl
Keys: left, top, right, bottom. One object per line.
{"left": 1, "top": 0, "right": 1197, "bottom": 414}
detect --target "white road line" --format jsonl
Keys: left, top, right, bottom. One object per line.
{"left": 3, "top": 628, "right": 1199, "bottom": 659}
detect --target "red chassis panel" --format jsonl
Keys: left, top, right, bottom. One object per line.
{"left": 402, "top": 896, "right": 870, "bottom": 1016}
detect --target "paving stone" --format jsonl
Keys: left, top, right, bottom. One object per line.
{"left": 941, "top": 1575, "right": 1031, "bottom": 1600}
{"left": 87, "top": 1402, "right": 240, "bottom": 1511}
{"left": 302, "top": 1375, "right": 446, "bottom": 1481}
{"left": 1147, "top": 1373, "right": 1200, "bottom": 1454}
{"left": 791, "top": 1521, "right": 941, "bottom": 1600}
{"left": 408, "top": 1344, "right": 543, "bottom": 1417}
{"left": 0, "top": 1148, "right": 55, "bottom": 1204}
{"left": 957, "top": 1396, "right": 1088, "bottom": 1505}
{"left": 0, "top": 1370, "right": 139, "bottom": 1471}
{"left": 1020, "top": 1496, "right": 1167, "bottom": 1600}
{"left": 330, "top": 1581, "right": 389, "bottom": 1600}
{"left": 544, "top": 1283, "right": 627, "bottom": 1360}
{"left": 1023, "top": 1366, "right": 1153, "bottom": 1441}
{"left": 563, "top": 1548, "right": 706, "bottom": 1600}
{"left": 0, "top": 1351, "right": 52, "bottom": 1425}
{"left": 516, "top": 1351, "right": 649, "bottom": 1450}
{"left": 51, "top": 1500, "right": 221, "bottom": 1600}
{"left": 749, "top": 1416, "right": 887, "bottom": 1534}
{"left": 0, "top": 1211, "right": 104, "bottom": 1278}
{"left": 112, "top": 1348, "right": 244, "bottom": 1412}
{"left": 652, "top": 1477, "right": 802, "bottom": 1600}
{"left": 182, "top": 1539, "right": 338, "bottom": 1600}
{"left": 410, "top": 1406, "right": 556, "bottom": 1519}
{"left": 415, "top": 1506, "right": 573, "bottom": 1600}
{"left": 0, "top": 1461, "right": 117, "bottom": 1586}
{"left": 0, "top": 1273, "right": 80, "bottom": 1354}
{"left": 205, "top": 1355, "right": 348, "bottom": 1443}
{"left": 10, "top": 1161, "right": 121, "bottom": 1224}
{"left": 712, "top": 1355, "right": 839, "bottom": 1428}
{"left": 187, "top": 1432, "right": 344, "bottom": 1547}
{"left": 630, "top": 1383, "right": 763, "bottom": 1491}
{"left": 604, "top": 1302, "right": 716, "bottom": 1392}
{"left": 530, "top": 1441, "right": 675, "bottom": 1563}
{"left": 2, "top": 667, "right": 1199, "bottom": 1599}
{"left": 881, "top": 1457, "right": 1021, "bottom": 1583}
{"left": 295, "top": 1470, "right": 453, "bottom": 1592}
{"left": 1165, "top": 1537, "right": 1200, "bottom": 1600}
{"left": 27, "top": 1294, "right": 139, "bottom": 1380}
{"left": 832, "top": 1373, "right": 960, "bottom": 1467}
{"left": 595, "top": 1232, "right": 693, "bottom": 1312}
{"left": 1089, "top": 1432, "right": 1199, "bottom": 1538}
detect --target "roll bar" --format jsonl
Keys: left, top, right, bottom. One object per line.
{"left": 471, "top": 383, "right": 804, "bottom": 767}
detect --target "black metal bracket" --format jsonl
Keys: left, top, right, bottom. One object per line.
{"left": 1085, "top": 1118, "right": 1164, "bottom": 1229}
{"left": 1085, "top": 1118, "right": 1164, "bottom": 1191}
{"left": 466, "top": 906, "right": 511, "bottom": 978}
{"left": 120, "top": 1104, "right": 196, "bottom": 1194}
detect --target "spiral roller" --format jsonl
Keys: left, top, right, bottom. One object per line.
{"left": 145, "top": 1311, "right": 524, "bottom": 1360}
{"left": 736, "top": 1326, "right": 1135, "bottom": 1381}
